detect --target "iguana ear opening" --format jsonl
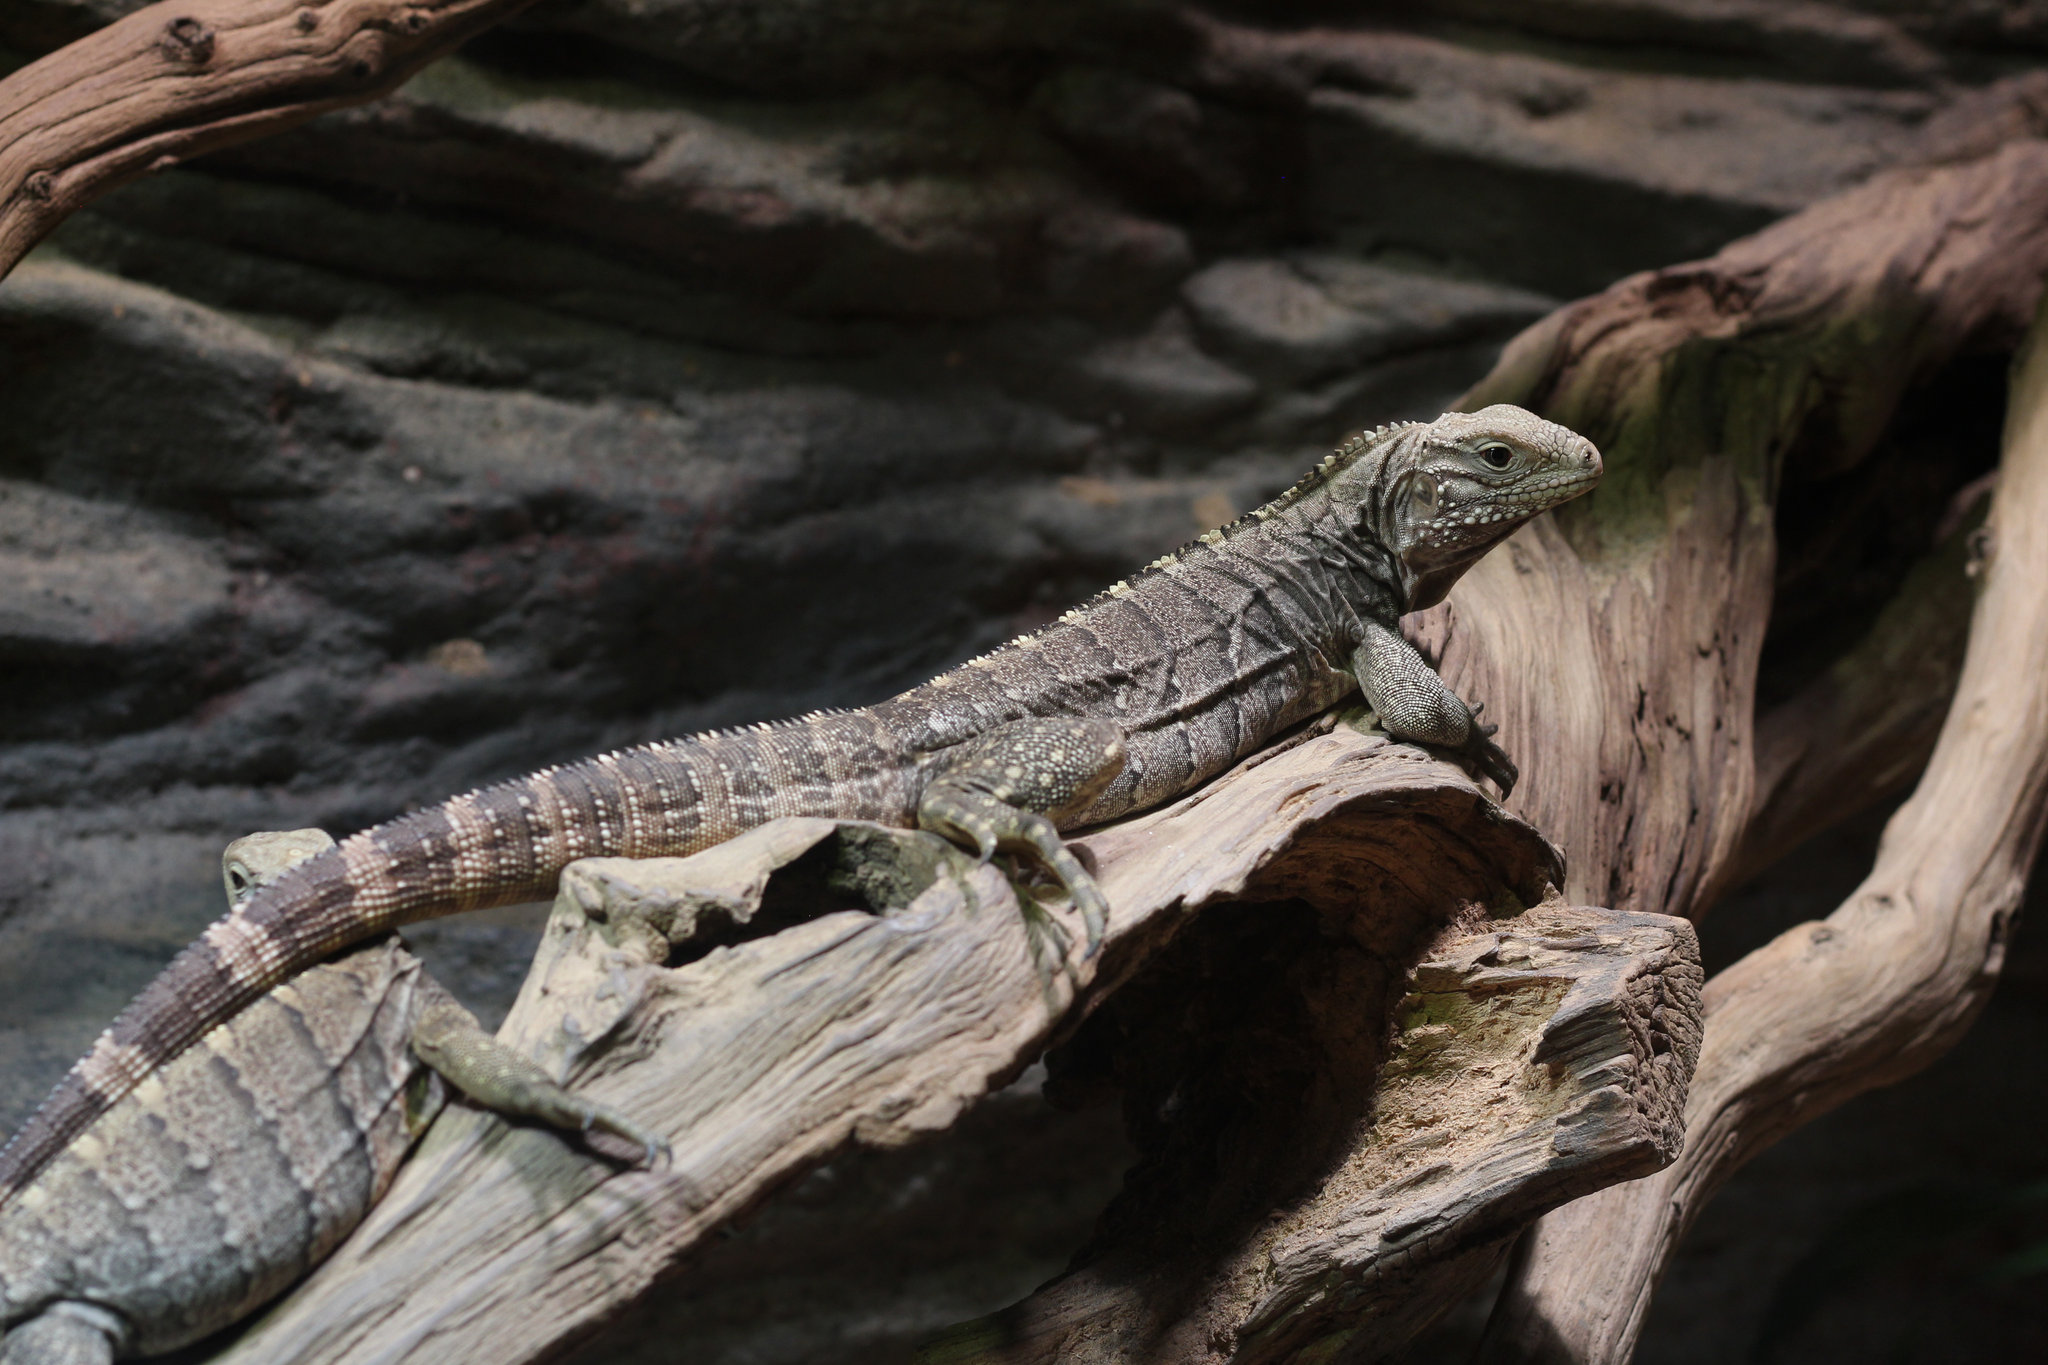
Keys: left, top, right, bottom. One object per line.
{"left": 1384, "top": 468, "right": 1439, "bottom": 551}
{"left": 1401, "top": 469, "right": 1439, "bottom": 520}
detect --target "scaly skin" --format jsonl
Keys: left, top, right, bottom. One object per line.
{"left": 0, "top": 832, "right": 668, "bottom": 1364}
{"left": 0, "top": 405, "right": 1599, "bottom": 1212}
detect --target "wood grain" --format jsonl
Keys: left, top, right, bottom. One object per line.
{"left": 210, "top": 722, "right": 1699, "bottom": 1363}
{"left": 922, "top": 900, "right": 1700, "bottom": 1365}
{"left": 1418, "top": 144, "right": 2048, "bottom": 1364}
{"left": 0, "top": 0, "right": 534, "bottom": 277}
{"left": 1470, "top": 285, "right": 2048, "bottom": 1365}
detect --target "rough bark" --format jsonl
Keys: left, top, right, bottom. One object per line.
{"left": 211, "top": 724, "right": 1699, "bottom": 1364}
{"left": 1472, "top": 290, "right": 2048, "bottom": 1365}
{"left": 1382, "top": 145, "right": 2048, "bottom": 1363}
{"left": 0, "top": 0, "right": 536, "bottom": 276}
{"left": 2, "top": 7, "right": 2045, "bottom": 1362}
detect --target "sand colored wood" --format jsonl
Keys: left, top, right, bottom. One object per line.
{"left": 212, "top": 723, "right": 1700, "bottom": 1363}
{"left": 1470, "top": 283, "right": 2048, "bottom": 1365}
{"left": 0, "top": 0, "right": 535, "bottom": 276}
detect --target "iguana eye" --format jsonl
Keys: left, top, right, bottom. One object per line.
{"left": 1477, "top": 443, "right": 1515, "bottom": 470}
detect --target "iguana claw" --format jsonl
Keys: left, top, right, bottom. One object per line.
{"left": 579, "top": 1101, "right": 673, "bottom": 1169}
{"left": 1460, "top": 730, "right": 1519, "bottom": 799}
{"left": 917, "top": 718, "right": 1125, "bottom": 958}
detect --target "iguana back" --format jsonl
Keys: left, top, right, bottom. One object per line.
{"left": 0, "top": 405, "right": 1601, "bottom": 1208}
{"left": 0, "top": 936, "right": 435, "bottom": 1361}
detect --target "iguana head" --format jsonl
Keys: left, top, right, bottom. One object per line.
{"left": 1326, "top": 404, "right": 1602, "bottom": 611}
{"left": 222, "top": 828, "right": 336, "bottom": 906}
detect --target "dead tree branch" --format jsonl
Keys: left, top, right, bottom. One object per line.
{"left": 1473, "top": 292, "right": 2048, "bottom": 1365}
{"left": 198, "top": 129, "right": 2048, "bottom": 1365}
{"left": 213, "top": 726, "right": 1699, "bottom": 1364}
{"left": 920, "top": 898, "right": 1698, "bottom": 1365}
{"left": 0, "top": 0, "right": 534, "bottom": 277}
{"left": 1389, "top": 141, "right": 2048, "bottom": 1363}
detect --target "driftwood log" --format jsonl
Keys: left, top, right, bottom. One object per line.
{"left": 207, "top": 722, "right": 1700, "bottom": 1363}
{"left": 0, "top": 0, "right": 535, "bottom": 277}
{"left": 897, "top": 129, "right": 2048, "bottom": 1365}
{"left": 1404, "top": 144, "right": 2048, "bottom": 1362}
{"left": 1467, "top": 280, "right": 2048, "bottom": 1365}
{"left": 6, "top": 5, "right": 2047, "bottom": 1358}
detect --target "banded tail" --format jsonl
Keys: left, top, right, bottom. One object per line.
{"left": 0, "top": 714, "right": 919, "bottom": 1204}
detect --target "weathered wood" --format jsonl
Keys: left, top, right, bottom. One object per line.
{"left": 920, "top": 900, "right": 1700, "bottom": 1365}
{"left": 0, "top": 0, "right": 534, "bottom": 277}
{"left": 1416, "top": 139, "right": 2048, "bottom": 923}
{"left": 209, "top": 139, "right": 2048, "bottom": 1365}
{"left": 211, "top": 721, "right": 1697, "bottom": 1364}
{"left": 1391, "top": 146, "right": 2048, "bottom": 1364}
{"left": 1469, "top": 287, "right": 2048, "bottom": 1365}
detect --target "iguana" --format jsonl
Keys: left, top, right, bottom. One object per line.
{"left": 0, "top": 404, "right": 1602, "bottom": 1236}
{"left": 0, "top": 830, "right": 667, "bottom": 1365}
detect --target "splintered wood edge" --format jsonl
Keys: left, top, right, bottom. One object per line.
{"left": 0, "top": 0, "right": 537, "bottom": 277}
{"left": 1471, "top": 294, "right": 2048, "bottom": 1365}
{"left": 216, "top": 725, "right": 1590, "bottom": 1363}
{"left": 1222, "top": 903, "right": 1701, "bottom": 1364}
{"left": 918, "top": 902, "right": 1701, "bottom": 1365}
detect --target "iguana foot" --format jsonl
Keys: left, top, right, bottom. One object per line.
{"left": 412, "top": 1000, "right": 671, "bottom": 1167}
{"left": 1350, "top": 624, "right": 1519, "bottom": 798}
{"left": 226, "top": 833, "right": 672, "bottom": 1167}
{"left": 917, "top": 718, "right": 1125, "bottom": 955}
{"left": 1452, "top": 708, "right": 1519, "bottom": 799}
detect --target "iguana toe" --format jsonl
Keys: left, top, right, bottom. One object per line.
{"left": 581, "top": 1103, "right": 672, "bottom": 1169}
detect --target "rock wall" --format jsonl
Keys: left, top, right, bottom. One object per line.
{"left": 0, "top": 2, "right": 2043, "bottom": 1360}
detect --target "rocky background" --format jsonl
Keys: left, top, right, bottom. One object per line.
{"left": 1, "top": 1, "right": 2045, "bottom": 1360}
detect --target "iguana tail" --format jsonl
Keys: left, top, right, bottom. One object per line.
{"left": 0, "top": 712, "right": 920, "bottom": 1205}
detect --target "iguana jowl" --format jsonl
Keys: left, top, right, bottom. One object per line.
{"left": 0, "top": 405, "right": 1601, "bottom": 1219}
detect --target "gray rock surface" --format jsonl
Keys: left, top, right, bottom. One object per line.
{"left": 1, "top": 1, "right": 2044, "bottom": 1359}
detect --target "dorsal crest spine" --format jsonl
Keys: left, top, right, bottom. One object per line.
{"left": 1025, "top": 421, "right": 1420, "bottom": 634}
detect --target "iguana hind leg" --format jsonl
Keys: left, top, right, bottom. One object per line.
{"left": 1351, "top": 621, "right": 1518, "bottom": 797}
{"left": 226, "top": 831, "right": 667, "bottom": 1167}
{"left": 917, "top": 718, "right": 1125, "bottom": 954}
{"left": 410, "top": 998, "right": 669, "bottom": 1167}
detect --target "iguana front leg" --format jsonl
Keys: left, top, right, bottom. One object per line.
{"left": 224, "top": 832, "right": 666, "bottom": 1166}
{"left": 1350, "top": 621, "right": 1518, "bottom": 797}
{"left": 917, "top": 718, "right": 1126, "bottom": 954}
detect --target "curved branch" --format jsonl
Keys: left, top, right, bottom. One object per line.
{"left": 1475, "top": 293, "right": 2048, "bottom": 1365}
{"left": 217, "top": 725, "right": 1690, "bottom": 1363}
{"left": 0, "top": 0, "right": 534, "bottom": 278}
{"left": 1414, "top": 138, "right": 2048, "bottom": 923}
{"left": 1463, "top": 211, "right": 2048, "bottom": 1363}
